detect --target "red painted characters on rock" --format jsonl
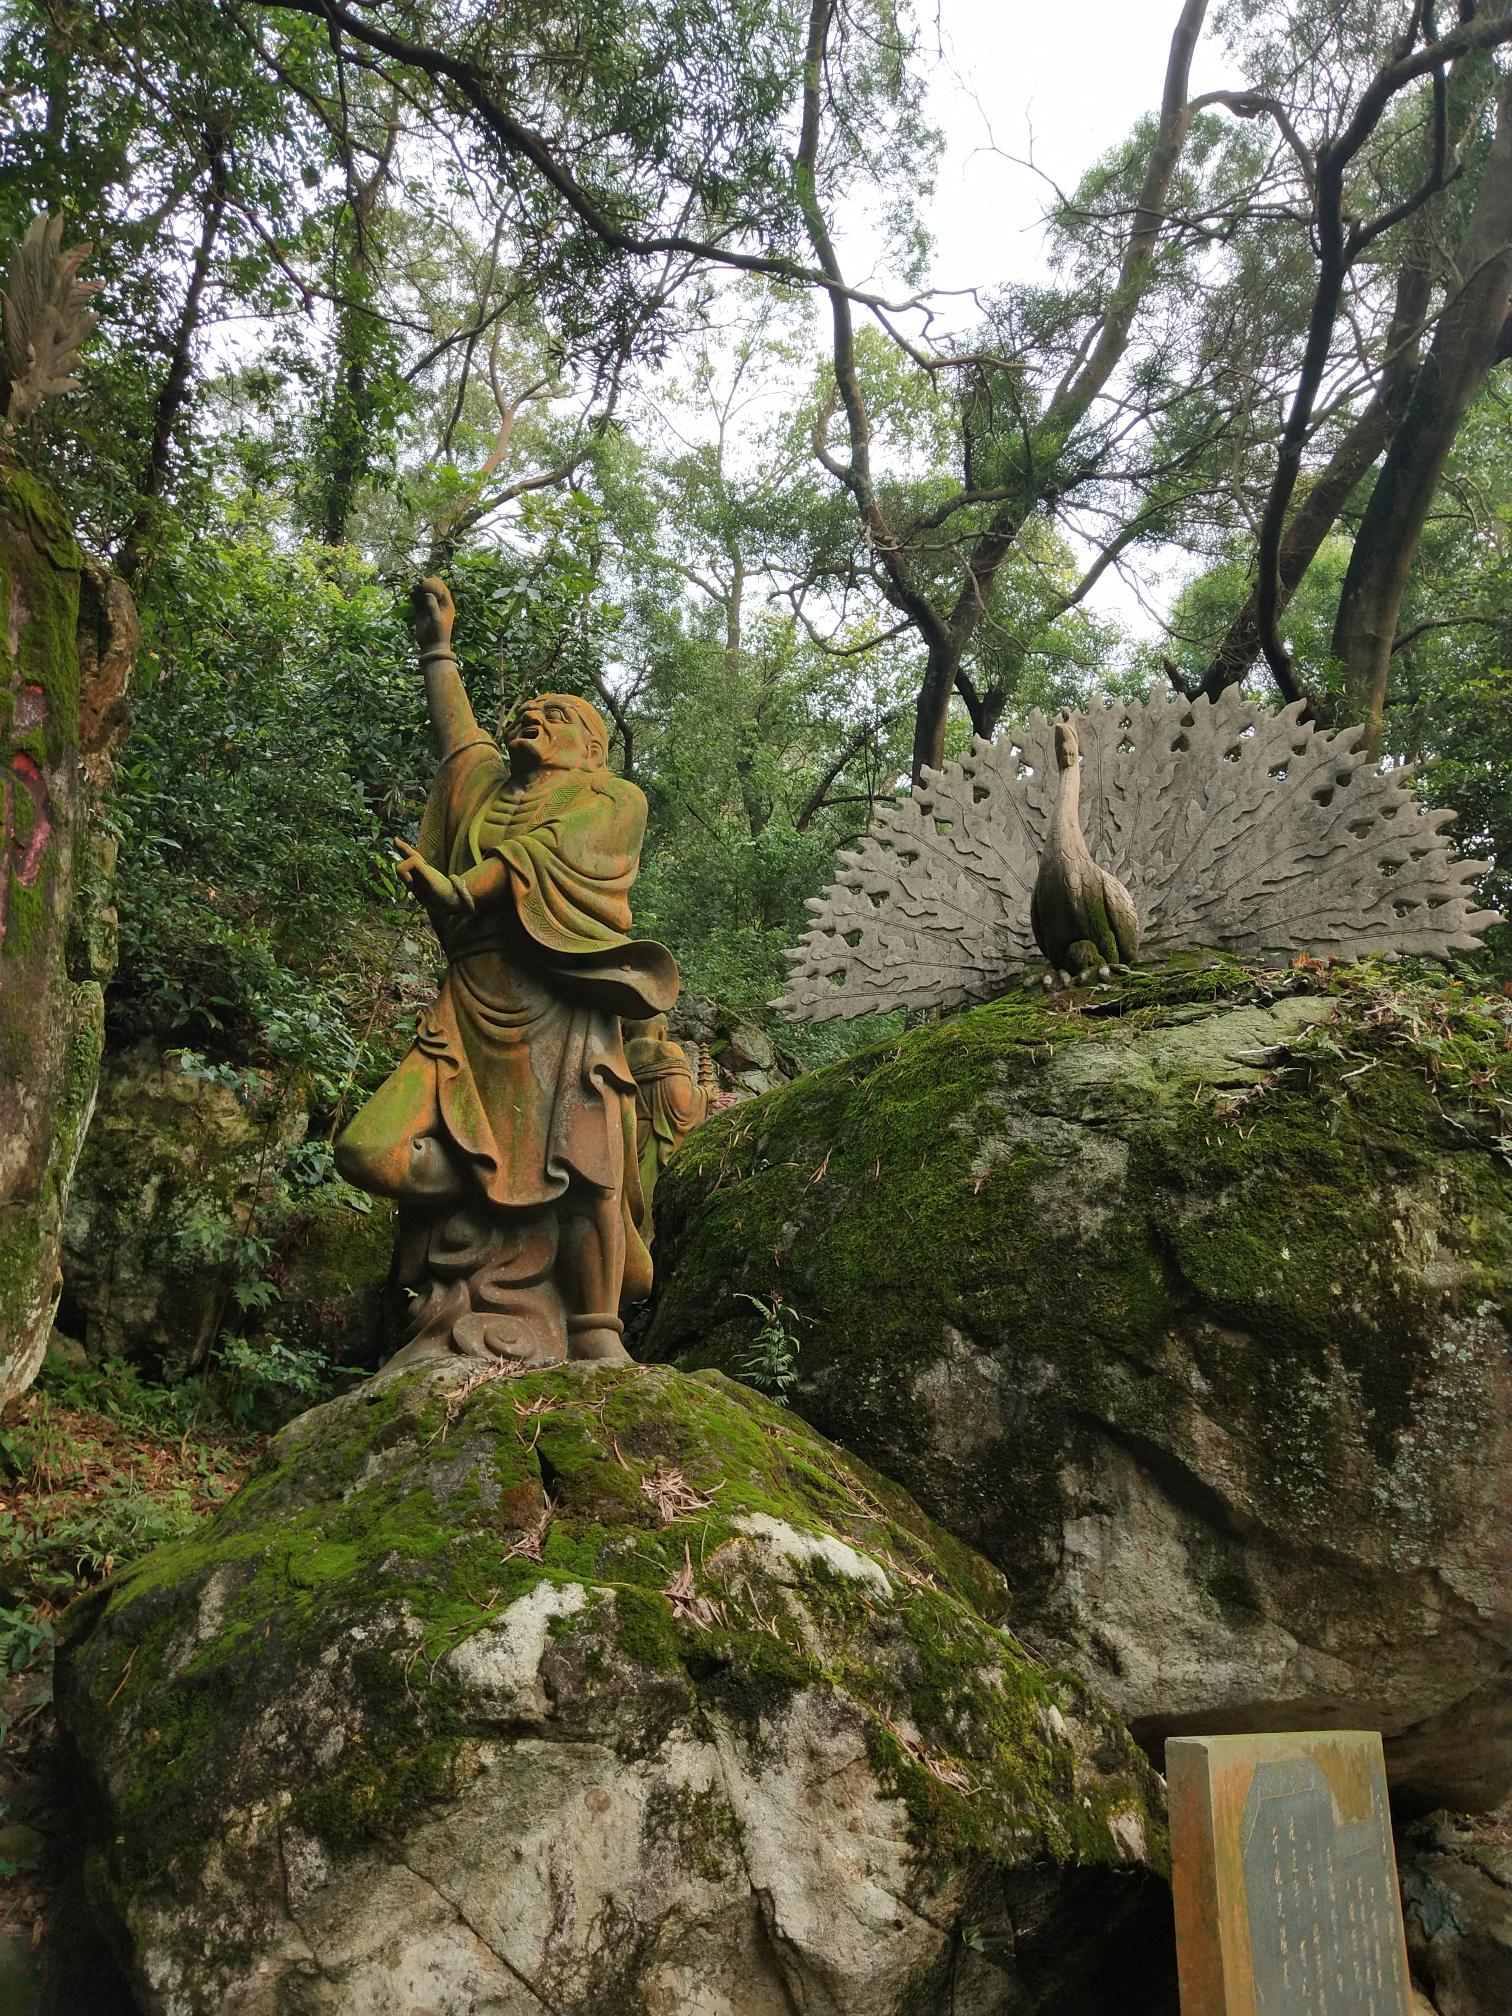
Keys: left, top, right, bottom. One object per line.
{"left": 1, "top": 573, "right": 54, "bottom": 982}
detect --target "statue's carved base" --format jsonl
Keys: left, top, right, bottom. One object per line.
{"left": 385, "top": 1204, "right": 628, "bottom": 1372}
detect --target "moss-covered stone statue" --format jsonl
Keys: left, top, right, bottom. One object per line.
{"left": 335, "top": 578, "right": 678, "bottom": 1370}
{"left": 622, "top": 1013, "right": 711, "bottom": 1227}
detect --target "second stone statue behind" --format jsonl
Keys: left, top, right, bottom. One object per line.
{"left": 335, "top": 577, "right": 687, "bottom": 1371}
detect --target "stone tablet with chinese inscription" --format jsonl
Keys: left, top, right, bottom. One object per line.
{"left": 1168, "top": 1732, "right": 1411, "bottom": 2016}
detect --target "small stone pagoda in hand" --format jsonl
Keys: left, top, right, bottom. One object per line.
{"left": 336, "top": 577, "right": 678, "bottom": 1369}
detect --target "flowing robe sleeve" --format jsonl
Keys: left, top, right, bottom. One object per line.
{"left": 479, "top": 769, "right": 678, "bottom": 1017}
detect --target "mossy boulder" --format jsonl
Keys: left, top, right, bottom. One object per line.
{"left": 61, "top": 1044, "right": 401, "bottom": 1375}
{"left": 57, "top": 1361, "right": 1175, "bottom": 2016}
{"left": 0, "top": 469, "right": 136, "bottom": 1401}
{"left": 645, "top": 958, "right": 1512, "bottom": 1815}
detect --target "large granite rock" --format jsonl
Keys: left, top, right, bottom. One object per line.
{"left": 57, "top": 1362, "right": 1176, "bottom": 2016}
{"left": 645, "top": 959, "right": 1512, "bottom": 1815}
{"left": 0, "top": 468, "right": 136, "bottom": 1402}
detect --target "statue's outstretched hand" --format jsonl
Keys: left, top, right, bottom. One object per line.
{"left": 411, "top": 576, "right": 456, "bottom": 658}
{"left": 394, "top": 838, "right": 461, "bottom": 912}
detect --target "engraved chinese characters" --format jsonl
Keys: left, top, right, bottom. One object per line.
{"left": 1168, "top": 1732, "right": 1412, "bottom": 2016}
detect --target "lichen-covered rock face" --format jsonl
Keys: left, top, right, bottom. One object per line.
{"left": 645, "top": 959, "right": 1512, "bottom": 1816}
{"left": 0, "top": 469, "right": 136, "bottom": 1402}
{"left": 61, "top": 1044, "right": 400, "bottom": 1375}
{"left": 56, "top": 1362, "right": 1174, "bottom": 2016}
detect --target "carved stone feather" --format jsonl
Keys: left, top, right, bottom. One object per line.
{"left": 2, "top": 213, "right": 102, "bottom": 428}
{"left": 776, "top": 687, "right": 1501, "bottom": 1021}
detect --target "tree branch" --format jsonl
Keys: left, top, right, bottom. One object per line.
{"left": 251, "top": 0, "right": 936, "bottom": 313}
{"left": 1253, "top": 4, "right": 1512, "bottom": 698}
{"left": 795, "top": 707, "right": 904, "bottom": 831}
{"left": 1391, "top": 610, "right": 1506, "bottom": 651}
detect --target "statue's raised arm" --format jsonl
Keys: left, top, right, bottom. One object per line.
{"left": 410, "top": 575, "right": 482, "bottom": 759}
{"left": 336, "top": 577, "right": 682, "bottom": 1372}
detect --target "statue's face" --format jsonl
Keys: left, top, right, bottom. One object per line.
{"left": 508, "top": 699, "right": 602, "bottom": 776}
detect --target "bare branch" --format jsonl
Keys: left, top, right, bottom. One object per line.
{"left": 1391, "top": 610, "right": 1506, "bottom": 650}
{"left": 795, "top": 707, "right": 904, "bottom": 831}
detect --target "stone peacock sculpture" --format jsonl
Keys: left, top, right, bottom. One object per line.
{"left": 1, "top": 213, "right": 101, "bottom": 431}
{"left": 776, "top": 686, "right": 1500, "bottom": 1021}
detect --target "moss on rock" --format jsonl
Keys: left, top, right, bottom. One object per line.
{"left": 0, "top": 470, "right": 131, "bottom": 1400}
{"left": 60, "top": 1044, "right": 402, "bottom": 1374}
{"left": 57, "top": 1361, "right": 1174, "bottom": 2015}
{"left": 645, "top": 958, "right": 1512, "bottom": 1811}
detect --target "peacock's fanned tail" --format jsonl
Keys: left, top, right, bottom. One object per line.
{"left": 774, "top": 687, "right": 1501, "bottom": 1021}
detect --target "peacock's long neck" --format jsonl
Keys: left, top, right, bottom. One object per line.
{"left": 1053, "top": 752, "right": 1086, "bottom": 859}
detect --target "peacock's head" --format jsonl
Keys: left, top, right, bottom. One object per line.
{"left": 1054, "top": 719, "right": 1080, "bottom": 771}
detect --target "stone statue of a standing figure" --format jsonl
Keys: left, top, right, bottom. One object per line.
{"left": 336, "top": 578, "right": 678, "bottom": 1369}
{"left": 622, "top": 1014, "right": 711, "bottom": 1225}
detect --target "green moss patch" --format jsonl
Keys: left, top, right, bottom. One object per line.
{"left": 57, "top": 1360, "right": 1164, "bottom": 1905}
{"left": 645, "top": 959, "right": 1512, "bottom": 1604}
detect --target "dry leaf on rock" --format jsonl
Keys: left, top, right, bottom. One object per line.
{"left": 640, "top": 1465, "right": 719, "bottom": 1525}
{"left": 663, "top": 1541, "right": 726, "bottom": 1628}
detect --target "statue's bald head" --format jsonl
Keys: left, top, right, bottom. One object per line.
{"left": 504, "top": 692, "right": 610, "bottom": 778}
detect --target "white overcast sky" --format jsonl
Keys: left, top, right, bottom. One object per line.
{"left": 843, "top": 0, "right": 1236, "bottom": 632}
{"left": 917, "top": 0, "right": 1231, "bottom": 293}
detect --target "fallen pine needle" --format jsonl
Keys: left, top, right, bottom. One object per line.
{"left": 663, "top": 1541, "right": 726, "bottom": 1628}
{"left": 640, "top": 1465, "right": 720, "bottom": 1525}
{"left": 503, "top": 1501, "right": 555, "bottom": 1564}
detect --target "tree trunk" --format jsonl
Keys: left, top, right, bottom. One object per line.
{"left": 1195, "top": 264, "right": 1431, "bottom": 699}
{"left": 589, "top": 673, "right": 635, "bottom": 779}
{"left": 320, "top": 124, "right": 396, "bottom": 547}
{"left": 322, "top": 340, "right": 370, "bottom": 548}
{"left": 1333, "top": 73, "right": 1512, "bottom": 756}
{"left": 911, "top": 626, "right": 965, "bottom": 778}
{"left": 118, "top": 154, "right": 228, "bottom": 584}
{"left": 955, "top": 666, "right": 1012, "bottom": 743}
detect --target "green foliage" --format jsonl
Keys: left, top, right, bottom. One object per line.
{"left": 0, "top": 1602, "right": 53, "bottom": 1682}
{"left": 0, "top": 1346, "right": 271, "bottom": 1746}
{"left": 730, "top": 1292, "right": 806, "bottom": 1402}
{"left": 22, "top": 1352, "right": 206, "bottom": 1440}
{"left": 109, "top": 536, "right": 427, "bottom": 1086}
{"left": 212, "top": 1333, "right": 353, "bottom": 1431}
{"left": 0, "top": 1491, "right": 200, "bottom": 1605}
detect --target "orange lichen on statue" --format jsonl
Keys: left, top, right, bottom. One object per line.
{"left": 623, "top": 1015, "right": 710, "bottom": 1227}
{"left": 335, "top": 578, "right": 677, "bottom": 1369}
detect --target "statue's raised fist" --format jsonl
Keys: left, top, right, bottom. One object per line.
{"left": 411, "top": 576, "right": 456, "bottom": 657}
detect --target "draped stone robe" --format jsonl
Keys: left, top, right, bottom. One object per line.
{"left": 345, "top": 735, "right": 677, "bottom": 1295}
